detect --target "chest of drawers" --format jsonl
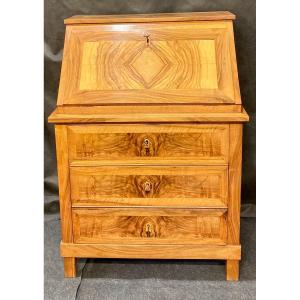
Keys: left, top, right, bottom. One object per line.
{"left": 49, "top": 11, "right": 249, "bottom": 280}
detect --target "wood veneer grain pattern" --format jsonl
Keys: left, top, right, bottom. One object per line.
{"left": 57, "top": 21, "right": 240, "bottom": 105}
{"left": 70, "top": 166, "right": 228, "bottom": 207}
{"left": 79, "top": 40, "right": 218, "bottom": 91}
{"left": 72, "top": 208, "right": 227, "bottom": 245}
{"left": 67, "top": 124, "right": 229, "bottom": 162}
{"left": 50, "top": 12, "right": 247, "bottom": 281}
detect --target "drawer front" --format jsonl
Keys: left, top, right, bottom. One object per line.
{"left": 72, "top": 208, "right": 227, "bottom": 245}
{"left": 68, "top": 124, "right": 229, "bottom": 163}
{"left": 58, "top": 21, "right": 240, "bottom": 105}
{"left": 70, "top": 166, "right": 228, "bottom": 207}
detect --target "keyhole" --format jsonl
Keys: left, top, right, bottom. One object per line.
{"left": 144, "top": 138, "right": 150, "bottom": 148}
{"left": 146, "top": 224, "right": 151, "bottom": 237}
{"left": 144, "top": 34, "right": 150, "bottom": 44}
{"left": 143, "top": 138, "right": 151, "bottom": 156}
{"left": 144, "top": 181, "right": 152, "bottom": 192}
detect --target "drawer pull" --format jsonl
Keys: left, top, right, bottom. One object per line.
{"left": 143, "top": 181, "right": 152, "bottom": 192}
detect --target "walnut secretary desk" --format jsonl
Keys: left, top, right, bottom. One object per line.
{"left": 49, "top": 11, "right": 249, "bottom": 281}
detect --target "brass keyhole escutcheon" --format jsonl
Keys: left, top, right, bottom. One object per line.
{"left": 144, "top": 138, "right": 150, "bottom": 156}
{"left": 146, "top": 224, "right": 151, "bottom": 237}
{"left": 141, "top": 137, "right": 153, "bottom": 157}
{"left": 144, "top": 181, "right": 152, "bottom": 192}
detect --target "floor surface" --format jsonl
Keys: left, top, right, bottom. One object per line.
{"left": 44, "top": 202, "right": 255, "bottom": 300}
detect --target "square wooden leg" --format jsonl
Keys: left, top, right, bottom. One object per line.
{"left": 64, "top": 257, "right": 76, "bottom": 278}
{"left": 226, "top": 260, "right": 239, "bottom": 281}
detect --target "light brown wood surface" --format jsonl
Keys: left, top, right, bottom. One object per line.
{"left": 226, "top": 260, "right": 239, "bottom": 281}
{"left": 79, "top": 39, "right": 218, "bottom": 90}
{"left": 61, "top": 242, "right": 241, "bottom": 260}
{"left": 48, "top": 105, "right": 249, "bottom": 124}
{"left": 70, "top": 159, "right": 227, "bottom": 167}
{"left": 65, "top": 12, "right": 235, "bottom": 24}
{"left": 228, "top": 124, "right": 242, "bottom": 245}
{"left": 67, "top": 124, "right": 229, "bottom": 162}
{"left": 57, "top": 21, "right": 240, "bottom": 105}
{"left": 50, "top": 12, "right": 248, "bottom": 280}
{"left": 226, "top": 124, "right": 243, "bottom": 280}
{"left": 55, "top": 125, "right": 76, "bottom": 277}
{"left": 72, "top": 208, "right": 227, "bottom": 245}
{"left": 63, "top": 258, "right": 76, "bottom": 278}
{"left": 70, "top": 166, "right": 228, "bottom": 207}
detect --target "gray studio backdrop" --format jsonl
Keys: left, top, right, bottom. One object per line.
{"left": 44, "top": 0, "right": 256, "bottom": 212}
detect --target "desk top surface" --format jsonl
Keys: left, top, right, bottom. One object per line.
{"left": 64, "top": 11, "right": 235, "bottom": 25}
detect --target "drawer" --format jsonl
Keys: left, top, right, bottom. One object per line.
{"left": 72, "top": 208, "right": 227, "bottom": 245}
{"left": 67, "top": 124, "right": 229, "bottom": 163}
{"left": 70, "top": 166, "right": 228, "bottom": 207}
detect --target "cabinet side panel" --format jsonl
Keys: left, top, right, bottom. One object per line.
{"left": 55, "top": 125, "right": 73, "bottom": 242}
{"left": 228, "top": 21, "right": 241, "bottom": 104}
{"left": 227, "top": 124, "right": 242, "bottom": 244}
{"left": 57, "top": 26, "right": 74, "bottom": 105}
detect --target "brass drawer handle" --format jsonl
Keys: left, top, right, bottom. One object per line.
{"left": 143, "top": 181, "right": 152, "bottom": 192}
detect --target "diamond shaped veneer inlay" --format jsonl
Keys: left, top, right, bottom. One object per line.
{"left": 79, "top": 39, "right": 219, "bottom": 91}
{"left": 128, "top": 45, "right": 171, "bottom": 88}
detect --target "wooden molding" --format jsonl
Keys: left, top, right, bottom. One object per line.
{"left": 61, "top": 242, "right": 241, "bottom": 260}
{"left": 48, "top": 106, "right": 249, "bottom": 124}
{"left": 64, "top": 12, "right": 236, "bottom": 25}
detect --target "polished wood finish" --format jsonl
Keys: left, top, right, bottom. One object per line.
{"left": 50, "top": 12, "right": 248, "bottom": 280}
{"left": 79, "top": 39, "right": 219, "bottom": 91}
{"left": 70, "top": 166, "right": 228, "bottom": 207}
{"left": 228, "top": 124, "right": 243, "bottom": 245}
{"left": 225, "top": 124, "right": 243, "bottom": 280}
{"left": 72, "top": 208, "right": 227, "bottom": 245}
{"left": 61, "top": 242, "right": 241, "bottom": 260}
{"left": 57, "top": 20, "right": 240, "bottom": 105}
{"left": 55, "top": 125, "right": 73, "bottom": 243}
{"left": 226, "top": 260, "right": 239, "bottom": 281}
{"left": 63, "top": 258, "right": 76, "bottom": 278}
{"left": 70, "top": 160, "right": 227, "bottom": 167}
{"left": 48, "top": 105, "right": 249, "bottom": 124}
{"left": 67, "top": 124, "right": 229, "bottom": 162}
{"left": 65, "top": 12, "right": 236, "bottom": 25}
{"left": 55, "top": 125, "right": 75, "bottom": 278}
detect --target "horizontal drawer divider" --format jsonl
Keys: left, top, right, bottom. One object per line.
{"left": 71, "top": 205, "right": 228, "bottom": 209}
{"left": 71, "top": 206, "right": 228, "bottom": 212}
{"left": 70, "top": 160, "right": 228, "bottom": 167}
